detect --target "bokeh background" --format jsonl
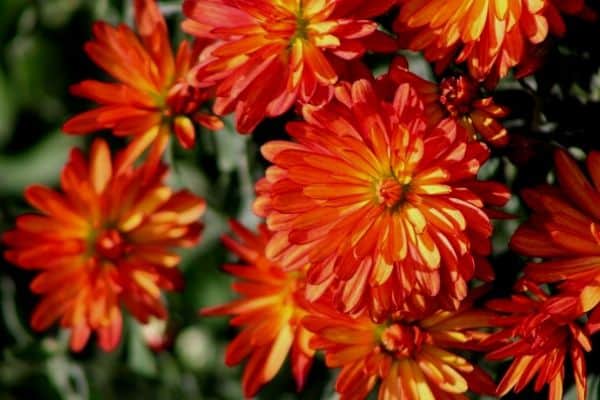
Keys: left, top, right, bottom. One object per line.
{"left": 1, "top": 0, "right": 600, "bottom": 399}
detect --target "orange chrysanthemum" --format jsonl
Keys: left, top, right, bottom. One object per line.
{"left": 182, "top": 0, "right": 396, "bottom": 133}
{"left": 511, "top": 149, "right": 600, "bottom": 333}
{"left": 485, "top": 284, "right": 591, "bottom": 400}
{"left": 254, "top": 79, "right": 509, "bottom": 318}
{"left": 63, "top": 0, "right": 222, "bottom": 172}
{"left": 201, "top": 221, "right": 314, "bottom": 397}
{"left": 304, "top": 303, "right": 496, "bottom": 400}
{"left": 2, "top": 139, "right": 205, "bottom": 351}
{"left": 376, "top": 57, "right": 509, "bottom": 146}
{"left": 394, "top": 0, "right": 595, "bottom": 82}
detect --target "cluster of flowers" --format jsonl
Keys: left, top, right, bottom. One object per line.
{"left": 3, "top": 0, "right": 599, "bottom": 399}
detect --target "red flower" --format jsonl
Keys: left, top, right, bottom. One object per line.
{"left": 304, "top": 303, "right": 496, "bottom": 400}
{"left": 394, "top": 0, "right": 595, "bottom": 82}
{"left": 485, "top": 284, "right": 591, "bottom": 400}
{"left": 511, "top": 149, "right": 600, "bottom": 334}
{"left": 376, "top": 57, "right": 509, "bottom": 146}
{"left": 201, "top": 221, "right": 314, "bottom": 397}
{"left": 63, "top": 0, "right": 222, "bottom": 172}
{"left": 254, "top": 79, "right": 509, "bottom": 318}
{"left": 182, "top": 0, "right": 396, "bottom": 133}
{"left": 3, "top": 139, "right": 205, "bottom": 351}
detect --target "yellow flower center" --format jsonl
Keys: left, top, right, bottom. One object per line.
{"left": 291, "top": 4, "right": 310, "bottom": 43}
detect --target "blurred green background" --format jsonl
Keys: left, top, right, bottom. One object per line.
{"left": 1, "top": 0, "right": 600, "bottom": 399}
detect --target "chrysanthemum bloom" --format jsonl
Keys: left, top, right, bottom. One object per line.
{"left": 63, "top": 0, "right": 222, "bottom": 172}
{"left": 201, "top": 221, "right": 314, "bottom": 397}
{"left": 254, "top": 79, "right": 509, "bottom": 317}
{"left": 376, "top": 57, "right": 509, "bottom": 146}
{"left": 182, "top": 0, "right": 396, "bottom": 133}
{"left": 485, "top": 284, "right": 591, "bottom": 400}
{"left": 304, "top": 303, "right": 496, "bottom": 400}
{"left": 394, "top": 0, "right": 595, "bottom": 82}
{"left": 511, "top": 149, "right": 600, "bottom": 330}
{"left": 2, "top": 139, "right": 205, "bottom": 351}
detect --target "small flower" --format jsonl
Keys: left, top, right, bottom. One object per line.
{"left": 485, "top": 284, "right": 591, "bottom": 400}
{"left": 254, "top": 79, "right": 509, "bottom": 318}
{"left": 3, "top": 139, "right": 205, "bottom": 351}
{"left": 376, "top": 57, "right": 509, "bottom": 146}
{"left": 304, "top": 303, "right": 496, "bottom": 400}
{"left": 182, "top": 0, "right": 396, "bottom": 133}
{"left": 394, "top": 0, "right": 595, "bottom": 82}
{"left": 201, "top": 221, "right": 314, "bottom": 397}
{"left": 63, "top": 0, "right": 222, "bottom": 172}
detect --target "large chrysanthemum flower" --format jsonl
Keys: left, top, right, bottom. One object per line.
{"left": 511, "top": 149, "right": 600, "bottom": 332}
{"left": 2, "top": 139, "right": 205, "bottom": 351}
{"left": 304, "top": 303, "right": 496, "bottom": 400}
{"left": 394, "top": 0, "right": 594, "bottom": 82}
{"left": 63, "top": 0, "right": 222, "bottom": 172}
{"left": 376, "top": 57, "right": 509, "bottom": 146}
{"left": 201, "top": 221, "right": 314, "bottom": 397}
{"left": 254, "top": 79, "right": 509, "bottom": 317}
{"left": 485, "top": 284, "right": 591, "bottom": 400}
{"left": 182, "top": 0, "right": 396, "bottom": 133}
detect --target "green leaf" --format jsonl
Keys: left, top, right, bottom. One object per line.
{"left": 0, "top": 131, "right": 82, "bottom": 195}
{"left": 0, "top": 0, "right": 26, "bottom": 41}
{"left": 0, "top": 275, "right": 31, "bottom": 346}
{"left": 45, "top": 356, "right": 89, "bottom": 400}
{"left": 0, "top": 68, "right": 16, "bottom": 149}
{"left": 6, "top": 33, "right": 66, "bottom": 119}
{"left": 214, "top": 118, "right": 249, "bottom": 173}
{"left": 39, "top": 0, "right": 84, "bottom": 29}
{"left": 126, "top": 318, "right": 158, "bottom": 378}
{"left": 565, "top": 374, "right": 600, "bottom": 400}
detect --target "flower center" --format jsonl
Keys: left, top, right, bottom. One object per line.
{"left": 95, "top": 229, "right": 128, "bottom": 261}
{"left": 288, "top": 1, "right": 310, "bottom": 44}
{"left": 295, "top": 15, "right": 309, "bottom": 40}
{"left": 378, "top": 177, "right": 406, "bottom": 208}
{"left": 380, "top": 323, "right": 430, "bottom": 358}
{"left": 439, "top": 76, "right": 477, "bottom": 117}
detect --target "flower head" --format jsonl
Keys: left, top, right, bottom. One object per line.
{"left": 182, "top": 0, "right": 396, "bottom": 133}
{"left": 376, "top": 57, "right": 509, "bottom": 146}
{"left": 3, "top": 139, "right": 205, "bottom": 351}
{"left": 304, "top": 303, "right": 496, "bottom": 400}
{"left": 394, "top": 0, "right": 595, "bottom": 82}
{"left": 511, "top": 149, "right": 600, "bottom": 327}
{"left": 201, "top": 221, "right": 314, "bottom": 397}
{"left": 63, "top": 0, "right": 222, "bottom": 172}
{"left": 254, "top": 79, "right": 509, "bottom": 318}
{"left": 485, "top": 284, "right": 591, "bottom": 400}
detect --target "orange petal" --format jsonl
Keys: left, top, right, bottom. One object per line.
{"left": 90, "top": 139, "right": 112, "bottom": 194}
